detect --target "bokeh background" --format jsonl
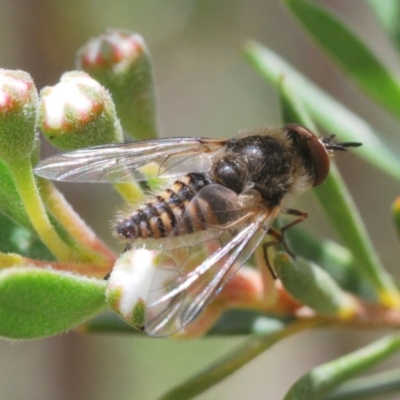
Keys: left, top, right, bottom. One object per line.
{"left": 1, "top": 1, "right": 399, "bottom": 399}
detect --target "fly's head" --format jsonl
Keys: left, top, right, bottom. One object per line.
{"left": 284, "top": 124, "right": 362, "bottom": 188}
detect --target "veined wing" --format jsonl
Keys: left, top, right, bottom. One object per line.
{"left": 143, "top": 185, "right": 275, "bottom": 337}
{"left": 145, "top": 215, "right": 270, "bottom": 337}
{"left": 34, "top": 137, "right": 226, "bottom": 182}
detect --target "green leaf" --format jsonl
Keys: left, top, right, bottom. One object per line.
{"left": 242, "top": 42, "right": 400, "bottom": 182}
{"left": 0, "top": 213, "right": 53, "bottom": 260}
{"left": 284, "top": 334, "right": 400, "bottom": 400}
{"left": 313, "top": 166, "right": 399, "bottom": 304}
{"left": 274, "top": 253, "right": 357, "bottom": 318}
{"left": 327, "top": 368, "right": 400, "bottom": 400}
{"left": 287, "top": 227, "right": 375, "bottom": 301}
{"left": 285, "top": 0, "right": 400, "bottom": 120}
{"left": 368, "top": 0, "right": 400, "bottom": 54}
{"left": 0, "top": 267, "right": 107, "bottom": 339}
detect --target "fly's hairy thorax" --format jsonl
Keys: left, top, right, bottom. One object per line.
{"left": 210, "top": 130, "right": 314, "bottom": 207}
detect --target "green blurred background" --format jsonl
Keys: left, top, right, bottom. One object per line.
{"left": 1, "top": 1, "right": 400, "bottom": 399}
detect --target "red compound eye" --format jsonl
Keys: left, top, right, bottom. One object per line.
{"left": 284, "top": 124, "right": 330, "bottom": 187}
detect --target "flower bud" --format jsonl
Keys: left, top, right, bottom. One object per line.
{"left": 0, "top": 69, "right": 38, "bottom": 163}
{"left": 274, "top": 252, "right": 358, "bottom": 319}
{"left": 77, "top": 29, "right": 158, "bottom": 140}
{"left": 106, "top": 249, "right": 155, "bottom": 331}
{"left": 38, "top": 71, "right": 123, "bottom": 150}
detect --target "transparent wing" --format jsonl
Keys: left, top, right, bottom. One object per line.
{"left": 34, "top": 137, "right": 226, "bottom": 182}
{"left": 143, "top": 185, "right": 274, "bottom": 337}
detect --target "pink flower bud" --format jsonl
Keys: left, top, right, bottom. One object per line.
{"left": 78, "top": 29, "right": 147, "bottom": 71}
{"left": 38, "top": 71, "right": 123, "bottom": 150}
{"left": 0, "top": 69, "right": 38, "bottom": 162}
{"left": 77, "top": 29, "right": 158, "bottom": 140}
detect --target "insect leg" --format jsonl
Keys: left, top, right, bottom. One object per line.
{"left": 280, "top": 208, "right": 308, "bottom": 242}
{"left": 262, "top": 228, "right": 283, "bottom": 279}
{"left": 124, "top": 242, "right": 132, "bottom": 252}
{"left": 262, "top": 208, "right": 308, "bottom": 278}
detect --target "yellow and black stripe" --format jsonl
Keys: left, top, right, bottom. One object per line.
{"left": 114, "top": 173, "right": 214, "bottom": 240}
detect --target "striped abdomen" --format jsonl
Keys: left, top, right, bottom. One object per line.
{"left": 114, "top": 172, "right": 214, "bottom": 240}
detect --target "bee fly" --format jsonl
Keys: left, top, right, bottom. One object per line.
{"left": 34, "top": 124, "right": 361, "bottom": 336}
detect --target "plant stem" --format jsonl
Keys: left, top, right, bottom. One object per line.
{"left": 9, "top": 158, "right": 72, "bottom": 261}
{"left": 39, "top": 178, "right": 116, "bottom": 265}
{"left": 159, "top": 318, "right": 321, "bottom": 400}
{"left": 113, "top": 182, "right": 146, "bottom": 203}
{"left": 0, "top": 251, "right": 111, "bottom": 278}
{"left": 0, "top": 252, "right": 26, "bottom": 268}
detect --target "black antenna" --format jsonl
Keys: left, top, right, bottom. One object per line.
{"left": 322, "top": 135, "right": 362, "bottom": 152}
